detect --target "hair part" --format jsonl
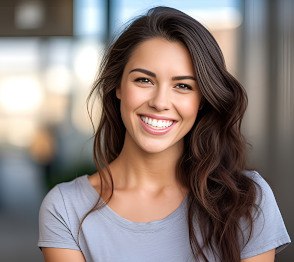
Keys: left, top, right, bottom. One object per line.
{"left": 87, "top": 6, "right": 258, "bottom": 261}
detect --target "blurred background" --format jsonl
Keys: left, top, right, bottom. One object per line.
{"left": 0, "top": 0, "right": 292, "bottom": 261}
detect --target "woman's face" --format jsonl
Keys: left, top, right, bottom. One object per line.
{"left": 116, "top": 37, "right": 202, "bottom": 155}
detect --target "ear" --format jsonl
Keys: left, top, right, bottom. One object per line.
{"left": 116, "top": 87, "right": 121, "bottom": 99}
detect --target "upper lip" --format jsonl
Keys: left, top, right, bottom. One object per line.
{"left": 139, "top": 114, "right": 177, "bottom": 121}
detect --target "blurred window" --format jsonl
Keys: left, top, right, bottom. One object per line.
{"left": 110, "top": 0, "right": 241, "bottom": 34}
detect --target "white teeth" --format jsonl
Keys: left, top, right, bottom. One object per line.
{"left": 140, "top": 116, "right": 173, "bottom": 129}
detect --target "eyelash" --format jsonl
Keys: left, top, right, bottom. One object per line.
{"left": 134, "top": 77, "right": 192, "bottom": 91}
{"left": 134, "top": 77, "right": 152, "bottom": 84}
{"left": 175, "top": 83, "right": 192, "bottom": 90}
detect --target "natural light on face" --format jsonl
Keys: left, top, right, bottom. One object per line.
{"left": 117, "top": 38, "right": 202, "bottom": 155}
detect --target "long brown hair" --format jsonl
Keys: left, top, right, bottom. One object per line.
{"left": 87, "top": 6, "right": 258, "bottom": 261}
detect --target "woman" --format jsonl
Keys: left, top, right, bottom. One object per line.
{"left": 38, "top": 6, "right": 290, "bottom": 262}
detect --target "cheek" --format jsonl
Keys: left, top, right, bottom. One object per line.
{"left": 179, "top": 97, "right": 201, "bottom": 121}
{"left": 121, "top": 87, "right": 146, "bottom": 111}
{"left": 119, "top": 88, "right": 143, "bottom": 127}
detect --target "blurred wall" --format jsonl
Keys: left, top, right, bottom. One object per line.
{"left": 240, "top": 0, "right": 293, "bottom": 260}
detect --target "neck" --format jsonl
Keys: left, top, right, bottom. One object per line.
{"left": 109, "top": 134, "right": 184, "bottom": 191}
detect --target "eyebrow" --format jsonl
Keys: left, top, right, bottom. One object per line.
{"left": 129, "top": 68, "right": 196, "bottom": 81}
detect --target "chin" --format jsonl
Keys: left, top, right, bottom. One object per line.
{"left": 138, "top": 141, "right": 181, "bottom": 155}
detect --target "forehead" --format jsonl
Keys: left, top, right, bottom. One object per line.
{"left": 125, "top": 37, "right": 194, "bottom": 74}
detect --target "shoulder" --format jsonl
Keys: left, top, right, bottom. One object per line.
{"left": 242, "top": 170, "right": 282, "bottom": 212}
{"left": 240, "top": 170, "right": 291, "bottom": 259}
{"left": 242, "top": 170, "right": 270, "bottom": 189}
{"left": 242, "top": 170, "right": 272, "bottom": 199}
{"left": 40, "top": 175, "right": 98, "bottom": 222}
{"left": 242, "top": 170, "right": 283, "bottom": 222}
{"left": 38, "top": 175, "right": 99, "bottom": 250}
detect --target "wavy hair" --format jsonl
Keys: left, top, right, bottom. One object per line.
{"left": 87, "top": 6, "right": 257, "bottom": 261}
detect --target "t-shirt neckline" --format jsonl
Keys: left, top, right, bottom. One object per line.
{"left": 80, "top": 174, "right": 187, "bottom": 232}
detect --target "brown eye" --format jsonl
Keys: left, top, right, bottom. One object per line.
{"left": 135, "top": 77, "right": 152, "bottom": 84}
{"left": 176, "top": 83, "right": 192, "bottom": 90}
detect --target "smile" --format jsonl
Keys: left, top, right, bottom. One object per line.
{"left": 140, "top": 115, "right": 174, "bottom": 129}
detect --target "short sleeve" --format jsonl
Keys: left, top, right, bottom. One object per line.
{"left": 38, "top": 185, "right": 80, "bottom": 251}
{"left": 240, "top": 171, "right": 291, "bottom": 259}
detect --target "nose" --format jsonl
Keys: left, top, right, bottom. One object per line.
{"left": 148, "top": 86, "right": 171, "bottom": 111}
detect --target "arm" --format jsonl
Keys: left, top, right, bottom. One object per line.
{"left": 241, "top": 249, "right": 275, "bottom": 262}
{"left": 38, "top": 186, "right": 84, "bottom": 259}
{"left": 42, "top": 248, "right": 86, "bottom": 262}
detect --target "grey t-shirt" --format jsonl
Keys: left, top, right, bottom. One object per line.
{"left": 38, "top": 171, "right": 290, "bottom": 261}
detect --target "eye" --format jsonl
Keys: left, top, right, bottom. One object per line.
{"left": 175, "top": 83, "right": 192, "bottom": 90}
{"left": 134, "top": 77, "right": 152, "bottom": 84}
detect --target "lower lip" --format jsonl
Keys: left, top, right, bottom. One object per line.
{"left": 139, "top": 117, "right": 176, "bottom": 135}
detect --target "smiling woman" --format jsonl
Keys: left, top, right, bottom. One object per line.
{"left": 116, "top": 38, "right": 201, "bottom": 154}
{"left": 38, "top": 6, "right": 291, "bottom": 262}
